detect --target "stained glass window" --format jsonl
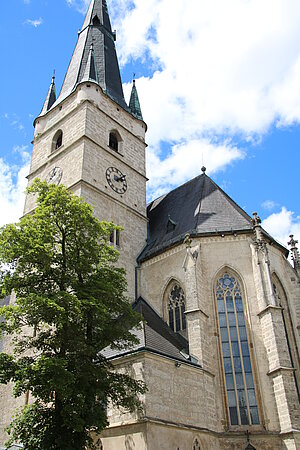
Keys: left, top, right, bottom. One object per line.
{"left": 216, "top": 273, "right": 260, "bottom": 426}
{"left": 167, "top": 284, "right": 186, "bottom": 333}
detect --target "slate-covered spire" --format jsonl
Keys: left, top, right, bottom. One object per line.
{"left": 40, "top": 74, "right": 56, "bottom": 115}
{"left": 56, "top": 0, "right": 128, "bottom": 110}
{"left": 82, "top": 43, "right": 99, "bottom": 82}
{"left": 129, "top": 79, "right": 143, "bottom": 120}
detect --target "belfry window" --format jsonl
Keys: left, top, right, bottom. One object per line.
{"left": 52, "top": 130, "right": 63, "bottom": 151}
{"left": 167, "top": 283, "right": 186, "bottom": 333}
{"left": 109, "top": 132, "right": 118, "bottom": 151}
{"left": 216, "top": 273, "right": 260, "bottom": 426}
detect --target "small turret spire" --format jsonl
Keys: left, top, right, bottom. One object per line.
{"left": 40, "top": 71, "right": 56, "bottom": 115}
{"left": 129, "top": 77, "right": 143, "bottom": 120}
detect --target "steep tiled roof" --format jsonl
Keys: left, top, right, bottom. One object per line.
{"left": 139, "top": 173, "right": 253, "bottom": 261}
{"left": 102, "top": 298, "right": 198, "bottom": 365}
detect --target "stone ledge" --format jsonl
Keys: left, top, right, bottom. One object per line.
{"left": 185, "top": 308, "right": 209, "bottom": 319}
{"left": 257, "top": 304, "right": 283, "bottom": 318}
{"left": 267, "top": 366, "right": 296, "bottom": 377}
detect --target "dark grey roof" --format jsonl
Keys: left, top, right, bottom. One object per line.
{"left": 49, "top": 0, "right": 128, "bottom": 112}
{"left": 139, "top": 173, "right": 253, "bottom": 261}
{"left": 102, "top": 298, "right": 197, "bottom": 365}
{"left": 40, "top": 76, "right": 56, "bottom": 115}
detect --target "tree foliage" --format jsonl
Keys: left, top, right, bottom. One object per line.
{"left": 0, "top": 180, "right": 145, "bottom": 449}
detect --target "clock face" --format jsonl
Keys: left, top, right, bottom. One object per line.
{"left": 106, "top": 167, "right": 127, "bottom": 194}
{"left": 46, "top": 167, "right": 63, "bottom": 185}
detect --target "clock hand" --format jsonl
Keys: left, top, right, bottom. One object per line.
{"left": 116, "top": 174, "right": 126, "bottom": 182}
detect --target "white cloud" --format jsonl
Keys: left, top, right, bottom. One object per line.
{"left": 0, "top": 150, "right": 30, "bottom": 227}
{"left": 24, "top": 18, "right": 43, "bottom": 28}
{"left": 261, "top": 200, "right": 277, "bottom": 211}
{"left": 117, "top": 0, "right": 300, "bottom": 134}
{"left": 146, "top": 139, "right": 244, "bottom": 199}
{"left": 112, "top": 0, "right": 300, "bottom": 196}
{"left": 66, "top": 0, "right": 90, "bottom": 14}
{"left": 262, "top": 207, "right": 300, "bottom": 250}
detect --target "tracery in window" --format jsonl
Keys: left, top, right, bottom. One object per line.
{"left": 216, "top": 272, "right": 260, "bottom": 426}
{"left": 167, "top": 283, "right": 186, "bottom": 333}
{"left": 193, "top": 438, "right": 201, "bottom": 450}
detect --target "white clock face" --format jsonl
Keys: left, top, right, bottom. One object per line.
{"left": 46, "top": 167, "right": 63, "bottom": 185}
{"left": 106, "top": 167, "right": 127, "bottom": 194}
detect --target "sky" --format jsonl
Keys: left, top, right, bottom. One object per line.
{"left": 0, "top": 0, "right": 300, "bottom": 255}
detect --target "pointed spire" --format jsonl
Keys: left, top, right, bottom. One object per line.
{"left": 82, "top": 43, "right": 99, "bottom": 82}
{"left": 40, "top": 72, "right": 56, "bottom": 115}
{"left": 56, "top": 0, "right": 128, "bottom": 110}
{"left": 129, "top": 78, "right": 143, "bottom": 120}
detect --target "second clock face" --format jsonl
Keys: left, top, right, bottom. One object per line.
{"left": 106, "top": 167, "right": 127, "bottom": 194}
{"left": 46, "top": 166, "right": 63, "bottom": 185}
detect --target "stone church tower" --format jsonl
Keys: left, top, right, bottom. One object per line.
{"left": 1, "top": 0, "right": 300, "bottom": 449}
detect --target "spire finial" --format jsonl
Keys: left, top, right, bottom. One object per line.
{"left": 52, "top": 69, "right": 56, "bottom": 83}
{"left": 201, "top": 166, "right": 206, "bottom": 174}
{"left": 288, "top": 234, "right": 300, "bottom": 271}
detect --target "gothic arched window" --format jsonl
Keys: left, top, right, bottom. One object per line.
{"left": 167, "top": 283, "right": 186, "bottom": 333}
{"left": 52, "top": 130, "right": 63, "bottom": 151}
{"left": 216, "top": 272, "right": 260, "bottom": 426}
{"left": 193, "top": 438, "right": 201, "bottom": 450}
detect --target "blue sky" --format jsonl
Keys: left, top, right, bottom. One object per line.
{"left": 0, "top": 0, "right": 300, "bottom": 251}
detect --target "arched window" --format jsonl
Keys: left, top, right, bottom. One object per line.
{"left": 52, "top": 130, "right": 63, "bottom": 151}
{"left": 166, "top": 282, "right": 186, "bottom": 333}
{"left": 109, "top": 132, "right": 118, "bottom": 151}
{"left": 193, "top": 438, "right": 201, "bottom": 450}
{"left": 216, "top": 272, "right": 260, "bottom": 426}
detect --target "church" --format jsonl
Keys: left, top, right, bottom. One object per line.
{"left": 1, "top": 0, "right": 300, "bottom": 448}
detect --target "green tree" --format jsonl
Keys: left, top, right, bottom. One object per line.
{"left": 0, "top": 180, "right": 145, "bottom": 450}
